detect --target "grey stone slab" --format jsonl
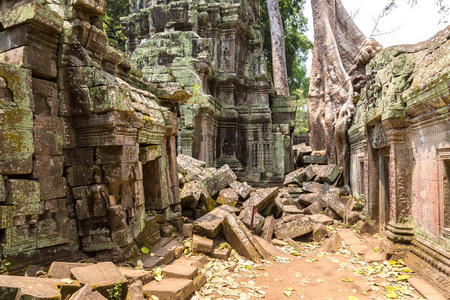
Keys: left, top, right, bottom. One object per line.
{"left": 143, "top": 278, "right": 194, "bottom": 300}
{"left": 274, "top": 215, "right": 313, "bottom": 239}
{"left": 201, "top": 164, "right": 237, "bottom": 196}
{"left": 48, "top": 262, "right": 89, "bottom": 279}
{"left": 192, "top": 205, "right": 238, "bottom": 239}
{"left": 242, "top": 187, "right": 279, "bottom": 211}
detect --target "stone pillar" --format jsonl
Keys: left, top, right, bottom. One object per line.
{"left": 384, "top": 120, "right": 414, "bottom": 243}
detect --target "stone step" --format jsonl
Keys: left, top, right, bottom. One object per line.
{"left": 142, "top": 237, "right": 184, "bottom": 269}
{"left": 143, "top": 278, "right": 195, "bottom": 300}
{"left": 161, "top": 264, "right": 198, "bottom": 279}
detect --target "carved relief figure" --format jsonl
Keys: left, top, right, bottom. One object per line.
{"left": 89, "top": 166, "right": 110, "bottom": 234}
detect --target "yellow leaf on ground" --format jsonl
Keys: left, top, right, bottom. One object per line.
{"left": 285, "top": 287, "right": 294, "bottom": 291}
{"left": 348, "top": 296, "right": 359, "bottom": 300}
{"left": 397, "top": 275, "right": 411, "bottom": 281}
{"left": 386, "top": 291, "right": 398, "bottom": 299}
{"left": 284, "top": 291, "right": 291, "bottom": 297}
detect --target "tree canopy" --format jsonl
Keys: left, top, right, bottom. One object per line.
{"left": 260, "top": 0, "right": 313, "bottom": 98}
{"left": 102, "top": 0, "right": 130, "bottom": 52}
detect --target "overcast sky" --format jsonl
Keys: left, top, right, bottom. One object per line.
{"left": 304, "top": 0, "right": 450, "bottom": 74}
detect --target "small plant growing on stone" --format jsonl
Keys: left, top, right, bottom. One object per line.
{"left": 107, "top": 280, "right": 123, "bottom": 300}
{"left": 192, "top": 84, "right": 201, "bottom": 97}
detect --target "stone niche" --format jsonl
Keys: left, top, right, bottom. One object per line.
{"left": 0, "top": 0, "right": 188, "bottom": 268}
{"left": 122, "top": 0, "right": 297, "bottom": 184}
{"left": 348, "top": 25, "right": 450, "bottom": 294}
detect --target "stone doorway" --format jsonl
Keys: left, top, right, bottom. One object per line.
{"left": 379, "top": 148, "right": 390, "bottom": 234}
{"left": 442, "top": 158, "right": 450, "bottom": 238}
{"left": 143, "top": 158, "right": 163, "bottom": 211}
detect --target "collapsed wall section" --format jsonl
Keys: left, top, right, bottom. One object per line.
{"left": 0, "top": 0, "right": 187, "bottom": 268}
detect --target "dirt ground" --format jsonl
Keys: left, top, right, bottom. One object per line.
{"left": 191, "top": 229, "right": 425, "bottom": 300}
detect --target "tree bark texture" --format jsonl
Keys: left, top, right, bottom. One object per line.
{"left": 267, "top": 0, "right": 290, "bottom": 97}
{"left": 308, "top": 0, "right": 382, "bottom": 189}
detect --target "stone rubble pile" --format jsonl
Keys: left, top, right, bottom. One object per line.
{"left": 178, "top": 150, "right": 366, "bottom": 265}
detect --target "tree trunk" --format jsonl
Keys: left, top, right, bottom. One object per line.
{"left": 308, "top": 0, "right": 382, "bottom": 189}
{"left": 266, "top": 0, "right": 289, "bottom": 97}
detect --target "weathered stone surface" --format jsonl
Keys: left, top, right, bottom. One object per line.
{"left": 240, "top": 224, "right": 272, "bottom": 261}
{"left": 192, "top": 273, "right": 207, "bottom": 291}
{"left": 119, "top": 268, "right": 154, "bottom": 285}
{"left": 191, "top": 234, "right": 213, "bottom": 253}
{"left": 324, "top": 207, "right": 340, "bottom": 220}
{"left": 242, "top": 187, "right": 279, "bottom": 211}
{"left": 126, "top": 280, "right": 145, "bottom": 300}
{"left": 309, "top": 214, "right": 334, "bottom": 225}
{"left": 321, "top": 231, "right": 342, "bottom": 253}
{"left": 69, "top": 284, "right": 93, "bottom": 300}
{"left": 229, "top": 181, "right": 252, "bottom": 199}
{"left": 274, "top": 215, "right": 313, "bottom": 239}
{"left": 282, "top": 205, "right": 303, "bottom": 214}
{"left": 192, "top": 205, "right": 238, "bottom": 239}
{"left": 171, "top": 255, "right": 208, "bottom": 270}
{"left": 314, "top": 164, "right": 341, "bottom": 183}
{"left": 292, "top": 143, "right": 312, "bottom": 165}
{"left": 161, "top": 264, "right": 198, "bottom": 280}
{"left": 302, "top": 182, "right": 340, "bottom": 196}
{"left": 283, "top": 168, "right": 306, "bottom": 186}
{"left": 239, "top": 207, "right": 265, "bottom": 235}
{"left": 312, "top": 223, "right": 328, "bottom": 242}
{"left": 180, "top": 180, "right": 208, "bottom": 209}
{"left": 143, "top": 278, "right": 194, "bottom": 300}
{"left": 210, "top": 244, "right": 231, "bottom": 260}
{"left": 303, "top": 201, "right": 323, "bottom": 215}
{"left": 0, "top": 275, "right": 79, "bottom": 299}
{"left": 222, "top": 214, "right": 261, "bottom": 263}
{"left": 261, "top": 215, "right": 275, "bottom": 241}
{"left": 297, "top": 193, "right": 322, "bottom": 207}
{"left": 182, "top": 223, "right": 193, "bottom": 238}
{"left": 253, "top": 235, "right": 292, "bottom": 259}
{"left": 48, "top": 262, "right": 88, "bottom": 279}
{"left": 201, "top": 165, "right": 237, "bottom": 196}
{"left": 322, "top": 195, "right": 347, "bottom": 218}
{"left": 71, "top": 262, "right": 127, "bottom": 294}
{"left": 142, "top": 239, "right": 181, "bottom": 269}
{"left": 301, "top": 155, "right": 327, "bottom": 165}
{"left": 217, "top": 188, "right": 239, "bottom": 207}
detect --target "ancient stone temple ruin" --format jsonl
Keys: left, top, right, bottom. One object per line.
{"left": 309, "top": 0, "right": 450, "bottom": 294}
{"left": 122, "top": 0, "right": 297, "bottom": 183}
{"left": 348, "top": 26, "right": 450, "bottom": 294}
{"left": 0, "top": 0, "right": 189, "bottom": 267}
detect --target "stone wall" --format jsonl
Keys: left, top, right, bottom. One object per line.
{"left": 348, "top": 25, "right": 450, "bottom": 293}
{"left": 122, "top": 0, "right": 296, "bottom": 184}
{"left": 0, "top": 0, "right": 188, "bottom": 267}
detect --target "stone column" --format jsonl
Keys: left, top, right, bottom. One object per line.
{"left": 384, "top": 120, "right": 414, "bottom": 243}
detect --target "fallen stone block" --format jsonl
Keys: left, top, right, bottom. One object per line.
{"left": 282, "top": 205, "right": 303, "bottom": 214}
{"left": 253, "top": 236, "right": 292, "bottom": 259}
{"left": 126, "top": 280, "right": 145, "bottom": 300}
{"left": 242, "top": 187, "right": 279, "bottom": 211}
{"left": 344, "top": 211, "right": 361, "bottom": 225}
{"left": 301, "top": 155, "right": 327, "bottom": 165}
{"left": 71, "top": 262, "right": 127, "bottom": 297}
{"left": 161, "top": 265, "right": 198, "bottom": 280}
{"left": 201, "top": 164, "right": 237, "bottom": 196}
{"left": 191, "top": 234, "right": 213, "bottom": 253}
{"left": 142, "top": 239, "right": 182, "bottom": 269}
{"left": 216, "top": 188, "right": 239, "bottom": 207}
{"left": 322, "top": 195, "right": 347, "bottom": 218}
{"left": 276, "top": 188, "right": 295, "bottom": 206}
{"left": 314, "top": 164, "right": 340, "bottom": 183}
{"left": 48, "top": 262, "right": 89, "bottom": 279}
{"left": 177, "top": 154, "right": 208, "bottom": 181}
{"left": 210, "top": 244, "right": 231, "bottom": 260}
{"left": 302, "top": 182, "right": 340, "bottom": 195}
{"left": 321, "top": 231, "right": 342, "bottom": 253}
{"left": 222, "top": 214, "right": 261, "bottom": 263}
{"left": 180, "top": 180, "right": 209, "bottom": 209}
{"left": 303, "top": 201, "right": 323, "bottom": 215}
{"left": 274, "top": 215, "right": 313, "bottom": 239}
{"left": 143, "top": 278, "right": 194, "bottom": 300}
{"left": 284, "top": 185, "right": 303, "bottom": 197}
{"left": 171, "top": 255, "right": 207, "bottom": 270}
{"left": 229, "top": 180, "right": 252, "bottom": 199}
{"left": 69, "top": 285, "right": 108, "bottom": 300}
{"left": 309, "top": 214, "right": 334, "bottom": 225}
{"left": 292, "top": 143, "right": 312, "bottom": 165}
{"left": 285, "top": 237, "right": 303, "bottom": 251}
{"left": 355, "top": 220, "right": 376, "bottom": 234}
{"left": 324, "top": 207, "right": 340, "bottom": 220}
{"left": 193, "top": 273, "right": 207, "bottom": 291}
{"left": 183, "top": 223, "right": 193, "bottom": 238}
{"left": 303, "top": 164, "right": 317, "bottom": 181}
{"left": 312, "top": 223, "right": 328, "bottom": 242}
{"left": 283, "top": 167, "right": 306, "bottom": 186}
{"left": 0, "top": 275, "right": 80, "bottom": 300}
{"left": 261, "top": 215, "right": 275, "bottom": 241}
{"left": 297, "top": 193, "right": 323, "bottom": 207}
{"left": 119, "top": 268, "right": 154, "bottom": 285}
{"left": 192, "top": 205, "right": 238, "bottom": 239}
{"left": 239, "top": 206, "right": 265, "bottom": 235}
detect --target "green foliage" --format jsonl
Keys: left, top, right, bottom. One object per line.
{"left": 260, "top": 0, "right": 313, "bottom": 97}
{"left": 293, "top": 89, "right": 308, "bottom": 135}
{"left": 107, "top": 281, "right": 123, "bottom": 300}
{"left": 102, "top": 0, "right": 130, "bottom": 52}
